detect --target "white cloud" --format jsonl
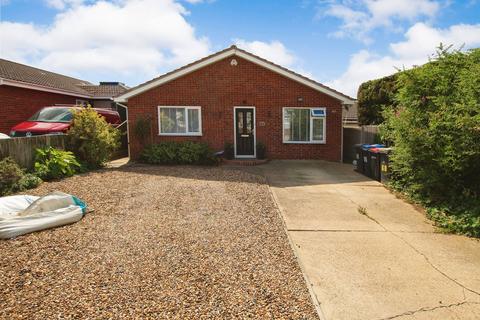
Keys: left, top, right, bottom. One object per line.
{"left": 45, "top": 0, "right": 85, "bottom": 10}
{"left": 234, "top": 39, "right": 317, "bottom": 79}
{"left": 0, "top": 0, "right": 210, "bottom": 85}
{"left": 327, "top": 22, "right": 480, "bottom": 97}
{"left": 234, "top": 39, "right": 296, "bottom": 67}
{"left": 322, "top": 0, "right": 440, "bottom": 43}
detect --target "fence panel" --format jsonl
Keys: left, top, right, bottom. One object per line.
{"left": 343, "top": 125, "right": 379, "bottom": 162}
{"left": 0, "top": 135, "right": 67, "bottom": 169}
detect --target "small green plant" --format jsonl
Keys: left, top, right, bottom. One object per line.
{"left": 141, "top": 141, "right": 219, "bottom": 166}
{"left": 256, "top": 141, "right": 266, "bottom": 159}
{"left": 0, "top": 157, "right": 43, "bottom": 196}
{"left": 0, "top": 157, "right": 25, "bottom": 196}
{"left": 357, "top": 206, "right": 368, "bottom": 216}
{"left": 34, "top": 146, "right": 81, "bottom": 180}
{"left": 224, "top": 142, "right": 234, "bottom": 160}
{"left": 68, "top": 106, "right": 121, "bottom": 168}
{"left": 17, "top": 173, "right": 42, "bottom": 190}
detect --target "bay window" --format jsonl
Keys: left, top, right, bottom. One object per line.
{"left": 283, "top": 107, "right": 326, "bottom": 143}
{"left": 158, "top": 106, "right": 202, "bottom": 136}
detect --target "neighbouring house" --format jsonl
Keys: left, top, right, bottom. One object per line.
{"left": 115, "top": 45, "right": 355, "bottom": 161}
{"left": 343, "top": 102, "right": 359, "bottom": 127}
{"left": 0, "top": 58, "right": 128, "bottom": 134}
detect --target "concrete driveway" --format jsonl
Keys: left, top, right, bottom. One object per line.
{"left": 257, "top": 160, "right": 480, "bottom": 320}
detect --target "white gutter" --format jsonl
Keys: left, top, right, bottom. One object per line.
{"left": 115, "top": 102, "right": 130, "bottom": 158}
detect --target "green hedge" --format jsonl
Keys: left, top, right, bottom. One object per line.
{"left": 383, "top": 46, "right": 480, "bottom": 237}
{"left": 141, "top": 141, "right": 219, "bottom": 166}
{"left": 357, "top": 74, "right": 398, "bottom": 125}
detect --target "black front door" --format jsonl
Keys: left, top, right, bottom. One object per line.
{"left": 235, "top": 108, "right": 255, "bottom": 157}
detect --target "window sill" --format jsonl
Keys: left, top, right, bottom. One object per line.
{"left": 283, "top": 141, "right": 326, "bottom": 144}
{"left": 158, "top": 133, "right": 203, "bottom": 137}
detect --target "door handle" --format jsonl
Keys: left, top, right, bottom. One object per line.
{"left": 240, "top": 134, "right": 249, "bottom": 137}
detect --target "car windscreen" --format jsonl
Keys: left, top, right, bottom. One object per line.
{"left": 28, "top": 107, "right": 74, "bottom": 123}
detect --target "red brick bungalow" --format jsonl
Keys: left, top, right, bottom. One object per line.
{"left": 0, "top": 58, "right": 127, "bottom": 134}
{"left": 115, "top": 46, "right": 355, "bottom": 161}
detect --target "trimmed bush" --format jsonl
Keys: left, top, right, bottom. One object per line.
{"left": 357, "top": 74, "right": 398, "bottom": 125}
{"left": 141, "top": 141, "right": 219, "bottom": 165}
{"left": 34, "top": 146, "right": 81, "bottom": 180}
{"left": 68, "top": 106, "right": 121, "bottom": 168}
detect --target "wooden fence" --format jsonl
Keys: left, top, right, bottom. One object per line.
{"left": 343, "top": 125, "right": 379, "bottom": 162}
{"left": 0, "top": 135, "right": 67, "bottom": 169}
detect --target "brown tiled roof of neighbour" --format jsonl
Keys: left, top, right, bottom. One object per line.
{"left": 116, "top": 46, "right": 235, "bottom": 98}
{"left": 0, "top": 58, "right": 93, "bottom": 96}
{"left": 116, "top": 45, "right": 356, "bottom": 103}
{"left": 0, "top": 59, "right": 127, "bottom": 99}
{"left": 80, "top": 82, "right": 129, "bottom": 97}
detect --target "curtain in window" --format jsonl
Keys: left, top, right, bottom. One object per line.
{"left": 312, "top": 118, "right": 324, "bottom": 141}
{"left": 187, "top": 109, "right": 200, "bottom": 133}
{"left": 284, "top": 109, "right": 310, "bottom": 142}
{"left": 160, "top": 108, "right": 186, "bottom": 133}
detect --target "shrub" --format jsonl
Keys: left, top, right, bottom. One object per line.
{"left": 141, "top": 141, "right": 219, "bottom": 165}
{"left": 0, "top": 157, "right": 43, "bottom": 196}
{"left": 0, "top": 157, "right": 25, "bottom": 195}
{"left": 34, "top": 146, "right": 81, "bottom": 180}
{"left": 134, "top": 115, "right": 152, "bottom": 145}
{"left": 17, "top": 173, "right": 42, "bottom": 190}
{"left": 256, "top": 141, "right": 266, "bottom": 159}
{"left": 224, "top": 142, "right": 234, "bottom": 160}
{"left": 382, "top": 45, "right": 480, "bottom": 237}
{"left": 68, "top": 106, "right": 121, "bottom": 168}
{"left": 357, "top": 74, "right": 398, "bottom": 125}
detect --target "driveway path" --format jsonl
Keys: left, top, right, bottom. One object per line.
{"left": 258, "top": 160, "right": 480, "bottom": 320}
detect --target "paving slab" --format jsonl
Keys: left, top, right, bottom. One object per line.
{"left": 290, "top": 231, "right": 470, "bottom": 320}
{"left": 257, "top": 160, "right": 480, "bottom": 320}
{"left": 395, "top": 232, "right": 480, "bottom": 298}
{"left": 271, "top": 187, "right": 383, "bottom": 231}
{"left": 394, "top": 302, "right": 480, "bottom": 320}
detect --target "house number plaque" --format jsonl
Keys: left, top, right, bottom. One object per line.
{"left": 259, "top": 121, "right": 266, "bottom": 127}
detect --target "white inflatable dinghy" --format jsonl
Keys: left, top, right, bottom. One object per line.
{"left": 0, "top": 191, "right": 87, "bottom": 239}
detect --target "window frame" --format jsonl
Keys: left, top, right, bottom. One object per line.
{"left": 76, "top": 99, "right": 88, "bottom": 106}
{"left": 282, "top": 107, "right": 327, "bottom": 144}
{"left": 157, "top": 106, "right": 202, "bottom": 136}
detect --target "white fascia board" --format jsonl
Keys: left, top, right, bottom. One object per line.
{"left": 234, "top": 51, "right": 354, "bottom": 104}
{"left": 115, "top": 48, "right": 355, "bottom": 104}
{"left": 1, "top": 78, "right": 93, "bottom": 99}
{"left": 115, "top": 49, "right": 237, "bottom": 103}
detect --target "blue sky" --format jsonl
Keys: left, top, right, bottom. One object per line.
{"left": 1, "top": 0, "right": 480, "bottom": 97}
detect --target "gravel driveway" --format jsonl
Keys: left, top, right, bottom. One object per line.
{"left": 0, "top": 166, "right": 317, "bottom": 319}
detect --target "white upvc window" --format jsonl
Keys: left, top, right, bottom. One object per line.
{"left": 283, "top": 107, "right": 326, "bottom": 144}
{"left": 158, "top": 106, "right": 202, "bottom": 136}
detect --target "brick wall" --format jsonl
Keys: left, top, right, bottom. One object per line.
{"left": 127, "top": 56, "right": 343, "bottom": 161}
{"left": 0, "top": 86, "right": 81, "bottom": 134}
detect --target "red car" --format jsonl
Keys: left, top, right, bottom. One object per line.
{"left": 10, "top": 106, "right": 121, "bottom": 137}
